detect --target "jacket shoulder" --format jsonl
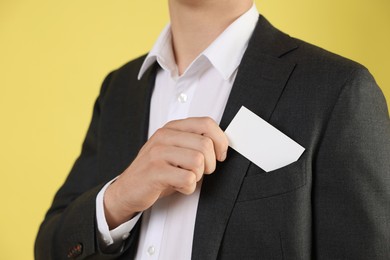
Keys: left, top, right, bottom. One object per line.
{"left": 292, "top": 37, "right": 365, "bottom": 71}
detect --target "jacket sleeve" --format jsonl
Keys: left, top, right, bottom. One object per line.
{"left": 34, "top": 72, "right": 140, "bottom": 260}
{"left": 314, "top": 67, "right": 390, "bottom": 259}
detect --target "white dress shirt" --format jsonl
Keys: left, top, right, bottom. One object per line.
{"left": 96, "top": 4, "right": 259, "bottom": 259}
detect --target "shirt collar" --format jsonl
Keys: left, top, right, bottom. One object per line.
{"left": 138, "top": 4, "right": 259, "bottom": 80}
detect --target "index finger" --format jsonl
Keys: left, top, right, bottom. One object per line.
{"left": 164, "top": 117, "right": 228, "bottom": 162}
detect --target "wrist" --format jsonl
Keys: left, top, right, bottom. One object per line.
{"left": 103, "top": 183, "right": 137, "bottom": 230}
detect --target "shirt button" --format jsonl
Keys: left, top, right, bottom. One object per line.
{"left": 147, "top": 246, "right": 155, "bottom": 256}
{"left": 122, "top": 233, "right": 129, "bottom": 240}
{"left": 177, "top": 92, "right": 188, "bottom": 103}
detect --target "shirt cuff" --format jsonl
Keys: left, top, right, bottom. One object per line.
{"left": 96, "top": 178, "right": 142, "bottom": 248}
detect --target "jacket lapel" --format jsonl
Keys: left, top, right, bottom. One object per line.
{"left": 192, "top": 15, "right": 298, "bottom": 259}
{"left": 124, "top": 63, "right": 157, "bottom": 163}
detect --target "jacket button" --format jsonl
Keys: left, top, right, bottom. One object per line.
{"left": 67, "top": 243, "right": 83, "bottom": 258}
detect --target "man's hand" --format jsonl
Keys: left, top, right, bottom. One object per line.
{"left": 103, "top": 117, "right": 228, "bottom": 229}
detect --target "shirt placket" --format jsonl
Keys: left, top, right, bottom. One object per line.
{"left": 166, "top": 76, "right": 197, "bottom": 122}
{"left": 140, "top": 198, "right": 169, "bottom": 259}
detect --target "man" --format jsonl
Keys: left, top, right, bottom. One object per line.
{"left": 35, "top": 0, "right": 390, "bottom": 259}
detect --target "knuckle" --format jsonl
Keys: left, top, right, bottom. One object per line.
{"left": 163, "top": 119, "right": 178, "bottom": 128}
{"left": 205, "top": 162, "right": 216, "bottom": 174}
{"left": 199, "top": 137, "right": 214, "bottom": 152}
{"left": 201, "top": 117, "right": 215, "bottom": 129}
{"left": 193, "top": 166, "right": 203, "bottom": 179}
{"left": 153, "top": 128, "right": 169, "bottom": 139}
{"left": 184, "top": 185, "right": 196, "bottom": 195}
{"left": 182, "top": 172, "right": 196, "bottom": 187}
{"left": 192, "top": 152, "right": 204, "bottom": 168}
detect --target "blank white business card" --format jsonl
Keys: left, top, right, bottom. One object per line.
{"left": 225, "top": 106, "right": 305, "bottom": 172}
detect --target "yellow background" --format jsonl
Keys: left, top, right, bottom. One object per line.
{"left": 1, "top": 0, "right": 389, "bottom": 259}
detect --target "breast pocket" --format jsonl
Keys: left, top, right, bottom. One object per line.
{"left": 237, "top": 157, "right": 307, "bottom": 202}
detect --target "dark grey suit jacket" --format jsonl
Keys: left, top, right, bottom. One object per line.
{"left": 35, "top": 16, "right": 390, "bottom": 259}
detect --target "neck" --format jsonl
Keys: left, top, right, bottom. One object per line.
{"left": 168, "top": 0, "right": 253, "bottom": 75}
